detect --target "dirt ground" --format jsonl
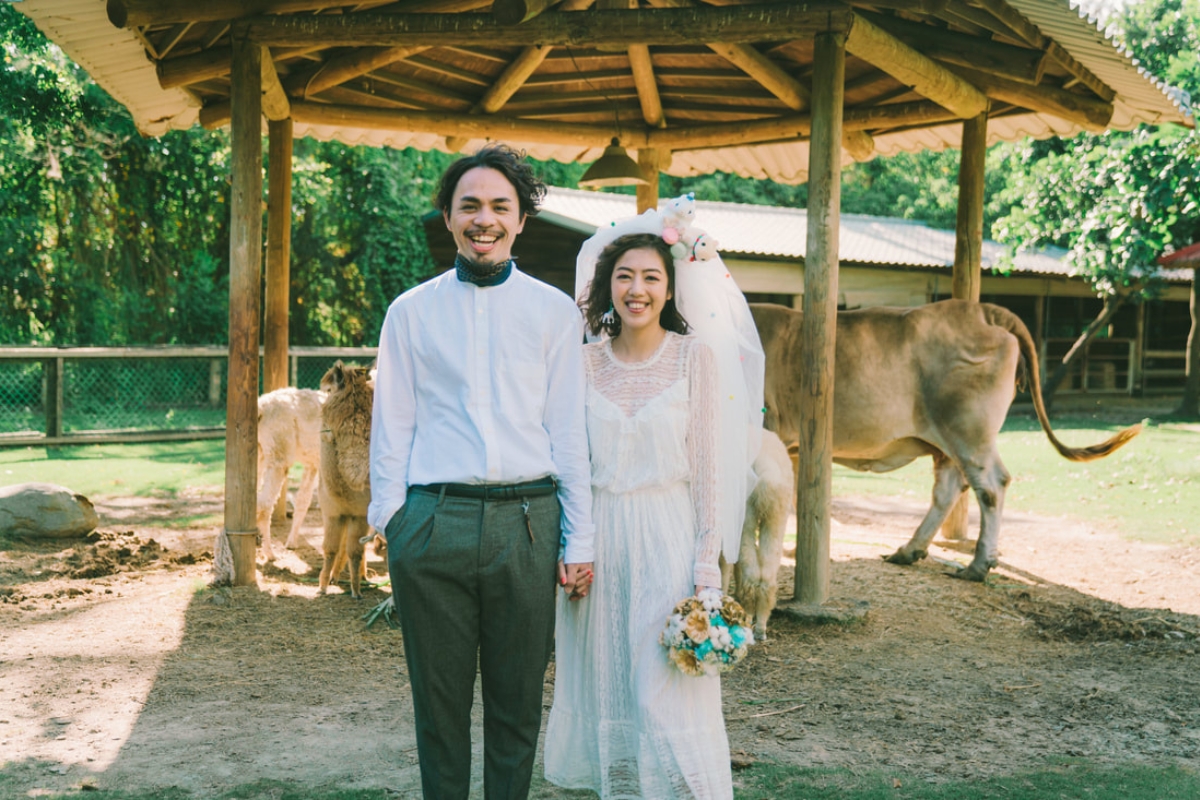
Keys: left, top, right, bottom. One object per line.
{"left": 1, "top": 488, "right": 1198, "bottom": 798}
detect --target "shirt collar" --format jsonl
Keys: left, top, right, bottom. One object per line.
{"left": 455, "top": 254, "right": 514, "bottom": 287}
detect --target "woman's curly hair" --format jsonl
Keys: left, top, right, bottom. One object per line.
{"left": 581, "top": 233, "right": 689, "bottom": 338}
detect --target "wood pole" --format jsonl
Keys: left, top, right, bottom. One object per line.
{"left": 794, "top": 30, "right": 844, "bottom": 606}
{"left": 636, "top": 148, "right": 662, "bottom": 213}
{"left": 264, "top": 117, "right": 293, "bottom": 396}
{"left": 940, "top": 111, "right": 987, "bottom": 542}
{"left": 1133, "top": 301, "right": 1145, "bottom": 395}
{"left": 44, "top": 357, "right": 63, "bottom": 439}
{"left": 265, "top": 118, "right": 293, "bottom": 525}
{"left": 1181, "top": 274, "right": 1200, "bottom": 416}
{"left": 225, "top": 36, "right": 264, "bottom": 587}
{"left": 952, "top": 112, "right": 986, "bottom": 302}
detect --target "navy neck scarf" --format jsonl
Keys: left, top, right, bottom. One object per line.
{"left": 455, "top": 254, "right": 514, "bottom": 287}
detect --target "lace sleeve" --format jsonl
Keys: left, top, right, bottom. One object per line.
{"left": 686, "top": 338, "right": 723, "bottom": 590}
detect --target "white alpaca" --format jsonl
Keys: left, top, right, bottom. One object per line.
{"left": 721, "top": 429, "right": 794, "bottom": 639}
{"left": 257, "top": 387, "right": 325, "bottom": 560}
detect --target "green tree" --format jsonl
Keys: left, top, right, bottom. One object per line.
{"left": 992, "top": 0, "right": 1199, "bottom": 411}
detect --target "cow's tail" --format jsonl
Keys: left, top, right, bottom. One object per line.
{"left": 981, "top": 304, "right": 1142, "bottom": 462}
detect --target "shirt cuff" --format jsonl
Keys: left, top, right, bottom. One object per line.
{"left": 367, "top": 499, "right": 404, "bottom": 534}
{"left": 562, "top": 524, "right": 595, "bottom": 564}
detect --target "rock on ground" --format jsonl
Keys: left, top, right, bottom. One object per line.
{"left": 0, "top": 482, "right": 99, "bottom": 538}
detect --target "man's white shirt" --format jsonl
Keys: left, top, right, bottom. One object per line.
{"left": 368, "top": 266, "right": 595, "bottom": 563}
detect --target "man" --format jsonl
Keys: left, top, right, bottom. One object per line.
{"left": 368, "top": 143, "right": 594, "bottom": 800}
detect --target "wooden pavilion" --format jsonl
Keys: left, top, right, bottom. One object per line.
{"left": 19, "top": 0, "right": 1191, "bottom": 595}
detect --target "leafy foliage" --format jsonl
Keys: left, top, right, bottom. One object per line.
{"left": 992, "top": 0, "right": 1200, "bottom": 301}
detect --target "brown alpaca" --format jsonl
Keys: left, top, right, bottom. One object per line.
{"left": 317, "top": 361, "right": 374, "bottom": 599}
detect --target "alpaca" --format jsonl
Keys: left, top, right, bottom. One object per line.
{"left": 257, "top": 388, "right": 324, "bottom": 560}
{"left": 721, "top": 429, "right": 794, "bottom": 639}
{"left": 317, "top": 361, "right": 374, "bottom": 599}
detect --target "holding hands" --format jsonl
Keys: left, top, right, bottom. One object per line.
{"left": 559, "top": 561, "right": 594, "bottom": 601}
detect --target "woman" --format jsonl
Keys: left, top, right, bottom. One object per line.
{"left": 545, "top": 213, "right": 763, "bottom": 798}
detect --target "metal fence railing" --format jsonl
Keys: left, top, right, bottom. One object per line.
{"left": 0, "top": 346, "right": 377, "bottom": 447}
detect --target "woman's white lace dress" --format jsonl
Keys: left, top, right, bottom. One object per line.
{"left": 545, "top": 332, "right": 733, "bottom": 800}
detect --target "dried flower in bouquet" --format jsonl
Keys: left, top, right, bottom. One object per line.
{"left": 660, "top": 588, "right": 755, "bottom": 677}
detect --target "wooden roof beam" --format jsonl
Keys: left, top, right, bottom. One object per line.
{"left": 844, "top": 13, "right": 989, "bottom": 119}
{"left": 860, "top": 10, "right": 1045, "bottom": 85}
{"left": 260, "top": 46, "right": 291, "bottom": 121}
{"left": 283, "top": 98, "right": 955, "bottom": 151}
{"left": 469, "top": 0, "right": 592, "bottom": 113}
{"left": 108, "top": 0, "right": 397, "bottom": 29}
{"left": 644, "top": 0, "right": 809, "bottom": 111}
{"left": 968, "top": 0, "right": 1115, "bottom": 101}
{"left": 157, "top": 46, "right": 322, "bottom": 90}
{"left": 238, "top": 4, "right": 856, "bottom": 48}
{"left": 283, "top": 45, "right": 431, "bottom": 98}
{"left": 945, "top": 65, "right": 1113, "bottom": 130}
{"left": 628, "top": 45, "right": 666, "bottom": 127}
{"left": 707, "top": 43, "right": 810, "bottom": 111}
{"left": 492, "top": 0, "right": 561, "bottom": 25}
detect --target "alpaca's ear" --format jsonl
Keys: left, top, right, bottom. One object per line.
{"left": 331, "top": 360, "right": 346, "bottom": 389}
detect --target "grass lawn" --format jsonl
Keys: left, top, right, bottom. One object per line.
{"left": 2, "top": 411, "right": 1196, "bottom": 546}
{"left": 1, "top": 440, "right": 226, "bottom": 498}
{"left": 832, "top": 414, "right": 1200, "bottom": 547}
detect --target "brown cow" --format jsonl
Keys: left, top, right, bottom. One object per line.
{"left": 751, "top": 299, "right": 1141, "bottom": 581}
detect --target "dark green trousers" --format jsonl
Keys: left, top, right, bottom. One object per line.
{"left": 386, "top": 488, "right": 561, "bottom": 800}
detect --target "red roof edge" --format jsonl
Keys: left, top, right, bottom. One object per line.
{"left": 1158, "top": 241, "right": 1200, "bottom": 267}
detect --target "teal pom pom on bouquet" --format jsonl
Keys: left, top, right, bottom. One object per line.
{"left": 660, "top": 588, "right": 755, "bottom": 677}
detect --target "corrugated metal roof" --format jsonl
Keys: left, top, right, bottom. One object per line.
{"left": 1012, "top": 0, "right": 1193, "bottom": 129}
{"left": 17, "top": 1, "right": 1193, "bottom": 185}
{"left": 540, "top": 187, "right": 1194, "bottom": 283}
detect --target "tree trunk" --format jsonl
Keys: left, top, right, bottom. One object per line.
{"left": 1176, "top": 275, "right": 1200, "bottom": 419}
{"left": 1042, "top": 292, "right": 1127, "bottom": 407}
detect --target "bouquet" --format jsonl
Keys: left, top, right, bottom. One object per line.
{"left": 660, "top": 588, "right": 755, "bottom": 677}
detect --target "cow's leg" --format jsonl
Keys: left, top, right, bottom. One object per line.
{"left": 885, "top": 454, "right": 967, "bottom": 566}
{"left": 954, "top": 452, "right": 1011, "bottom": 582}
{"left": 284, "top": 466, "right": 318, "bottom": 550}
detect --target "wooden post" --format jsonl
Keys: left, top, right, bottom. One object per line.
{"left": 1132, "top": 301, "right": 1145, "bottom": 395}
{"left": 264, "top": 118, "right": 292, "bottom": 394}
{"left": 265, "top": 117, "right": 294, "bottom": 523}
{"left": 44, "top": 357, "right": 64, "bottom": 439}
{"left": 636, "top": 148, "right": 662, "bottom": 213}
{"left": 952, "top": 112, "right": 986, "bottom": 303}
{"left": 224, "top": 35, "right": 264, "bottom": 586}
{"left": 793, "top": 30, "right": 844, "bottom": 606}
{"left": 941, "top": 111, "right": 987, "bottom": 542}
{"left": 1181, "top": 274, "right": 1200, "bottom": 415}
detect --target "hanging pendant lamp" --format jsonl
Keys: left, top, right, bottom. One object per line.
{"left": 578, "top": 137, "right": 648, "bottom": 188}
